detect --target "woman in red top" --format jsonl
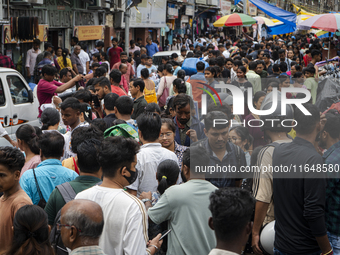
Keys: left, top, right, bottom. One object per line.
{"left": 303, "top": 50, "right": 312, "bottom": 67}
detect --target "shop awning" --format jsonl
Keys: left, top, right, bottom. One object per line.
{"left": 267, "top": 22, "right": 295, "bottom": 35}
{"left": 249, "top": 0, "right": 296, "bottom": 27}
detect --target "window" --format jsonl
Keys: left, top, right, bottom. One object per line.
{"left": 6, "top": 76, "right": 29, "bottom": 105}
{"left": 0, "top": 79, "right": 5, "bottom": 106}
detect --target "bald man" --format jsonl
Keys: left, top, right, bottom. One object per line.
{"left": 60, "top": 199, "right": 106, "bottom": 255}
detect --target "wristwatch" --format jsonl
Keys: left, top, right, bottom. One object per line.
{"left": 141, "top": 198, "right": 152, "bottom": 204}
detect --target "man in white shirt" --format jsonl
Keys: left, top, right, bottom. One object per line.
{"left": 78, "top": 43, "right": 90, "bottom": 75}
{"left": 218, "top": 44, "right": 230, "bottom": 58}
{"left": 129, "top": 39, "right": 140, "bottom": 55}
{"left": 208, "top": 188, "right": 255, "bottom": 255}
{"left": 127, "top": 112, "right": 180, "bottom": 196}
{"left": 246, "top": 61, "right": 261, "bottom": 93}
{"left": 26, "top": 39, "right": 41, "bottom": 83}
{"left": 75, "top": 136, "right": 162, "bottom": 255}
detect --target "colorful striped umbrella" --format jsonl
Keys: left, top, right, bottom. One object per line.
{"left": 213, "top": 13, "right": 256, "bottom": 27}
{"left": 298, "top": 13, "right": 340, "bottom": 32}
{"left": 254, "top": 16, "right": 275, "bottom": 26}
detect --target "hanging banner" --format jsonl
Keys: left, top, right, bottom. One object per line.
{"left": 130, "top": 0, "right": 166, "bottom": 28}
{"left": 73, "top": 26, "right": 105, "bottom": 41}
{"left": 248, "top": 1, "right": 257, "bottom": 16}
{"left": 220, "top": 0, "right": 231, "bottom": 15}
{"left": 4, "top": 25, "right": 48, "bottom": 44}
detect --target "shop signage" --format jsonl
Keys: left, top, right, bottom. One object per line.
{"left": 207, "top": 0, "right": 218, "bottom": 5}
{"left": 49, "top": 10, "right": 72, "bottom": 28}
{"left": 73, "top": 25, "right": 105, "bottom": 41}
{"left": 10, "top": 9, "right": 46, "bottom": 24}
{"left": 3, "top": 24, "right": 49, "bottom": 44}
{"left": 185, "top": 5, "right": 194, "bottom": 16}
{"left": 74, "top": 12, "right": 96, "bottom": 26}
{"left": 182, "top": 0, "right": 195, "bottom": 3}
{"left": 248, "top": 1, "right": 257, "bottom": 16}
{"left": 196, "top": 0, "right": 206, "bottom": 4}
{"left": 182, "top": 15, "right": 189, "bottom": 23}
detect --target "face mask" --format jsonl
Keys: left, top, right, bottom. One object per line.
{"left": 122, "top": 167, "right": 138, "bottom": 184}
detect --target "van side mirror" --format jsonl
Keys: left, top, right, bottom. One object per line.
{"left": 28, "top": 90, "right": 34, "bottom": 103}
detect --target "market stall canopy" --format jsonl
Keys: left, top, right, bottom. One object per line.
{"left": 298, "top": 13, "right": 340, "bottom": 32}
{"left": 249, "top": 0, "right": 296, "bottom": 27}
{"left": 297, "top": 15, "right": 313, "bottom": 25}
{"left": 249, "top": 0, "right": 296, "bottom": 35}
{"left": 213, "top": 13, "right": 256, "bottom": 27}
{"left": 267, "top": 22, "right": 295, "bottom": 35}
{"left": 254, "top": 16, "right": 275, "bottom": 26}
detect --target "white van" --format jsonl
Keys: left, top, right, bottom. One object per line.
{"left": 152, "top": 50, "right": 181, "bottom": 67}
{"left": 0, "top": 68, "right": 39, "bottom": 146}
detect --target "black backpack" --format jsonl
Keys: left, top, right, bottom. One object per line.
{"left": 50, "top": 182, "right": 77, "bottom": 255}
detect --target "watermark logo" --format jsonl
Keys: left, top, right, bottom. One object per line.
{"left": 199, "top": 81, "right": 312, "bottom": 116}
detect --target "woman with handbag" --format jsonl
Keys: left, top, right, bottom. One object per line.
{"left": 157, "top": 63, "right": 176, "bottom": 109}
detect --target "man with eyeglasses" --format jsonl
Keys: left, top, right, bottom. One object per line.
{"left": 59, "top": 199, "right": 106, "bottom": 255}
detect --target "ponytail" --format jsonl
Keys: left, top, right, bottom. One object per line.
{"left": 15, "top": 124, "right": 40, "bottom": 155}
{"left": 41, "top": 123, "right": 49, "bottom": 131}
{"left": 156, "top": 159, "right": 180, "bottom": 195}
{"left": 62, "top": 48, "right": 69, "bottom": 67}
{"left": 4, "top": 205, "right": 54, "bottom": 255}
{"left": 157, "top": 177, "right": 169, "bottom": 195}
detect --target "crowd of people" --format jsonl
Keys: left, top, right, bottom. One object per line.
{"left": 0, "top": 31, "right": 339, "bottom": 255}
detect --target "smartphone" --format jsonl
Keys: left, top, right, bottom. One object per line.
{"left": 92, "top": 95, "right": 100, "bottom": 108}
{"left": 159, "top": 229, "right": 171, "bottom": 241}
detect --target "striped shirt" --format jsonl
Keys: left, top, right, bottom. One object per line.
{"left": 70, "top": 246, "right": 106, "bottom": 255}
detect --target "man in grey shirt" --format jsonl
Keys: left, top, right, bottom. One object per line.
{"left": 71, "top": 45, "right": 84, "bottom": 75}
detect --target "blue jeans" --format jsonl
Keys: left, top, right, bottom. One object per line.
{"left": 328, "top": 232, "right": 340, "bottom": 255}
{"left": 26, "top": 76, "right": 34, "bottom": 84}
{"left": 274, "top": 247, "right": 321, "bottom": 255}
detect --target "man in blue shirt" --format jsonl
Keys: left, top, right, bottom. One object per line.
{"left": 20, "top": 131, "right": 78, "bottom": 205}
{"left": 190, "top": 61, "right": 207, "bottom": 115}
{"left": 145, "top": 37, "right": 159, "bottom": 57}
